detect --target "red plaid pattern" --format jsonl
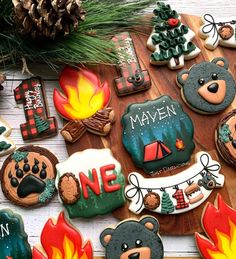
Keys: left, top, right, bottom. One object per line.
{"left": 172, "top": 189, "right": 189, "bottom": 209}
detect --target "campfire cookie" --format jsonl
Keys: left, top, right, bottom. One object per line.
{"left": 100, "top": 216, "right": 164, "bottom": 259}
{"left": 0, "top": 146, "right": 58, "bottom": 207}
{"left": 177, "top": 57, "right": 236, "bottom": 114}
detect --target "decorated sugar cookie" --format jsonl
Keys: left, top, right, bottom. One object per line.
{"left": 0, "top": 146, "right": 58, "bottom": 207}
{"left": 125, "top": 152, "right": 224, "bottom": 215}
{"left": 147, "top": 2, "right": 200, "bottom": 70}
{"left": 122, "top": 95, "right": 195, "bottom": 174}
{"left": 199, "top": 14, "right": 236, "bottom": 50}
{"left": 33, "top": 212, "right": 93, "bottom": 259}
{"left": 195, "top": 194, "right": 236, "bottom": 258}
{"left": 177, "top": 57, "right": 236, "bottom": 114}
{"left": 55, "top": 149, "right": 125, "bottom": 218}
{"left": 0, "top": 209, "right": 31, "bottom": 258}
{"left": 216, "top": 109, "right": 236, "bottom": 167}
{"left": 100, "top": 216, "right": 164, "bottom": 259}
{"left": 0, "top": 117, "right": 16, "bottom": 156}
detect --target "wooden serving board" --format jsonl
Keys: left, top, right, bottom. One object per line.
{"left": 66, "top": 14, "right": 236, "bottom": 235}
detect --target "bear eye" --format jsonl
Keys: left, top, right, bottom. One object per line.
{"left": 121, "top": 243, "right": 129, "bottom": 252}
{"left": 198, "top": 78, "right": 205, "bottom": 85}
{"left": 212, "top": 73, "right": 218, "bottom": 80}
{"left": 135, "top": 239, "right": 143, "bottom": 247}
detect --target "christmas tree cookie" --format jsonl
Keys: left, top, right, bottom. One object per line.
{"left": 147, "top": 2, "right": 200, "bottom": 70}
{"left": 0, "top": 117, "right": 15, "bottom": 156}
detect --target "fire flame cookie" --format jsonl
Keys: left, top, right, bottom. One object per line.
{"left": 199, "top": 14, "right": 236, "bottom": 50}
{"left": 147, "top": 2, "right": 200, "bottom": 70}
{"left": 55, "top": 149, "right": 125, "bottom": 218}
{"left": 0, "top": 117, "right": 16, "bottom": 157}
{"left": 54, "top": 66, "right": 115, "bottom": 142}
{"left": 0, "top": 146, "right": 58, "bottom": 207}
{"left": 14, "top": 77, "right": 58, "bottom": 141}
{"left": 0, "top": 209, "right": 31, "bottom": 259}
{"left": 195, "top": 194, "right": 236, "bottom": 258}
{"left": 100, "top": 216, "right": 164, "bottom": 259}
{"left": 33, "top": 212, "right": 93, "bottom": 259}
{"left": 122, "top": 95, "right": 195, "bottom": 174}
{"left": 125, "top": 152, "right": 224, "bottom": 215}
{"left": 177, "top": 57, "right": 236, "bottom": 114}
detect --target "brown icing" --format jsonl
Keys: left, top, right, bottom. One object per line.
{"left": 218, "top": 25, "right": 234, "bottom": 40}
{"left": 143, "top": 192, "right": 160, "bottom": 210}
{"left": 120, "top": 247, "right": 151, "bottom": 259}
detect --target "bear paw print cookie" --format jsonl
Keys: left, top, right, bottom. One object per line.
{"left": 0, "top": 146, "right": 58, "bottom": 207}
{"left": 100, "top": 216, "right": 164, "bottom": 259}
{"left": 177, "top": 57, "right": 236, "bottom": 114}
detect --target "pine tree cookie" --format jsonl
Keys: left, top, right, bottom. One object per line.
{"left": 147, "top": 2, "right": 200, "bottom": 70}
{"left": 55, "top": 149, "right": 125, "bottom": 218}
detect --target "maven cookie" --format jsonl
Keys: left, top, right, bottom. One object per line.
{"left": 0, "top": 146, "right": 58, "bottom": 207}
{"left": 177, "top": 57, "right": 236, "bottom": 114}
{"left": 122, "top": 95, "right": 195, "bottom": 174}
{"left": 215, "top": 109, "right": 236, "bottom": 167}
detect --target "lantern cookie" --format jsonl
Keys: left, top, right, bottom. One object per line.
{"left": 122, "top": 95, "right": 195, "bottom": 174}
{"left": 55, "top": 149, "right": 125, "bottom": 218}
{"left": 0, "top": 146, "right": 58, "bottom": 207}
{"left": 147, "top": 2, "right": 200, "bottom": 70}
{"left": 199, "top": 14, "right": 236, "bottom": 50}
{"left": 0, "top": 209, "right": 31, "bottom": 259}
{"left": 177, "top": 57, "right": 236, "bottom": 114}
{"left": 100, "top": 216, "right": 164, "bottom": 259}
{"left": 215, "top": 109, "right": 236, "bottom": 167}
{"left": 125, "top": 152, "right": 224, "bottom": 215}
{"left": 33, "top": 212, "right": 93, "bottom": 259}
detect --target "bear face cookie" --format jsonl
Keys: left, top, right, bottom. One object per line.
{"left": 0, "top": 146, "right": 58, "bottom": 207}
{"left": 177, "top": 57, "right": 236, "bottom": 114}
{"left": 100, "top": 216, "right": 164, "bottom": 259}
{"left": 122, "top": 95, "right": 195, "bottom": 174}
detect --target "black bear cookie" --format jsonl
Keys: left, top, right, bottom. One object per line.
{"left": 100, "top": 216, "right": 164, "bottom": 259}
{"left": 176, "top": 57, "right": 236, "bottom": 114}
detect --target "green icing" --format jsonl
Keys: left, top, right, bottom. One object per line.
{"left": 161, "top": 191, "right": 175, "bottom": 214}
{"left": 218, "top": 124, "right": 231, "bottom": 143}
{"left": 0, "top": 126, "right": 6, "bottom": 135}
{"left": 11, "top": 151, "right": 28, "bottom": 162}
{"left": 152, "top": 2, "right": 178, "bottom": 23}
{"left": 0, "top": 141, "right": 11, "bottom": 151}
{"left": 39, "top": 179, "right": 56, "bottom": 203}
{"left": 34, "top": 114, "right": 50, "bottom": 134}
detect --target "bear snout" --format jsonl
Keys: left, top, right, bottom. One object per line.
{"left": 128, "top": 252, "right": 140, "bottom": 259}
{"left": 207, "top": 82, "right": 219, "bottom": 93}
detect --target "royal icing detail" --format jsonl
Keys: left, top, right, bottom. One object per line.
{"left": 199, "top": 14, "right": 236, "bottom": 50}
{"left": 0, "top": 209, "right": 31, "bottom": 258}
{"left": 125, "top": 152, "right": 224, "bottom": 215}
{"left": 122, "top": 95, "right": 195, "bottom": 174}
{"left": 100, "top": 216, "right": 164, "bottom": 259}
{"left": 112, "top": 32, "right": 151, "bottom": 96}
{"left": 32, "top": 212, "right": 93, "bottom": 259}
{"left": 147, "top": 2, "right": 200, "bottom": 70}
{"left": 14, "top": 77, "right": 58, "bottom": 140}
{"left": 55, "top": 149, "right": 125, "bottom": 218}
{"left": 0, "top": 117, "right": 15, "bottom": 157}
{"left": 195, "top": 194, "right": 236, "bottom": 259}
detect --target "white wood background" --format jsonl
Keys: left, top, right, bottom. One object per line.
{"left": 0, "top": 1, "right": 236, "bottom": 257}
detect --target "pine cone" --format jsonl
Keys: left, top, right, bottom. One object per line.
{"left": 12, "top": 0, "right": 86, "bottom": 39}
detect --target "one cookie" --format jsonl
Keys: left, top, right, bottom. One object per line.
{"left": 122, "top": 95, "right": 195, "bottom": 174}
{"left": 125, "top": 152, "right": 224, "bottom": 215}
{"left": 55, "top": 149, "right": 125, "bottom": 218}
{"left": 0, "top": 209, "right": 31, "bottom": 259}
{"left": 195, "top": 194, "right": 236, "bottom": 258}
{"left": 0, "top": 146, "right": 58, "bottom": 207}
{"left": 14, "top": 77, "right": 58, "bottom": 140}
{"left": 177, "top": 57, "right": 236, "bottom": 114}
{"left": 0, "top": 117, "right": 16, "bottom": 156}
{"left": 100, "top": 216, "right": 164, "bottom": 259}
{"left": 33, "top": 211, "right": 93, "bottom": 259}
{"left": 215, "top": 109, "right": 236, "bottom": 167}
{"left": 112, "top": 32, "right": 151, "bottom": 96}
{"left": 147, "top": 2, "right": 200, "bottom": 70}
{"left": 199, "top": 14, "right": 236, "bottom": 50}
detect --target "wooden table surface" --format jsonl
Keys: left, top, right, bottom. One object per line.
{"left": 0, "top": 1, "right": 236, "bottom": 258}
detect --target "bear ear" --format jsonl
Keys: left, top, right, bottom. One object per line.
{"left": 100, "top": 228, "right": 114, "bottom": 248}
{"left": 176, "top": 69, "right": 189, "bottom": 87}
{"left": 211, "top": 57, "right": 229, "bottom": 70}
{"left": 139, "top": 216, "right": 160, "bottom": 233}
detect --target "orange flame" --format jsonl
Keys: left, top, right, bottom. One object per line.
{"left": 195, "top": 194, "right": 236, "bottom": 259}
{"left": 32, "top": 212, "right": 93, "bottom": 259}
{"left": 53, "top": 67, "right": 111, "bottom": 120}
